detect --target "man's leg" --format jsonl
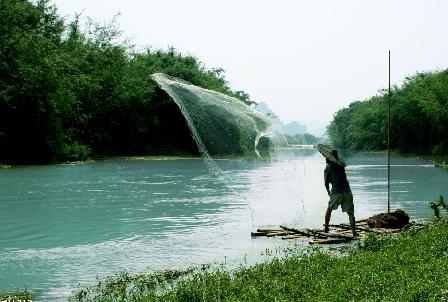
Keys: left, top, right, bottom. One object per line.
{"left": 348, "top": 213, "right": 359, "bottom": 236}
{"left": 324, "top": 207, "right": 332, "bottom": 232}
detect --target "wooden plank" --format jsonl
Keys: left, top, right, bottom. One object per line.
{"left": 328, "top": 223, "right": 374, "bottom": 232}
{"left": 281, "top": 234, "right": 305, "bottom": 240}
{"left": 253, "top": 217, "right": 405, "bottom": 243}
{"left": 319, "top": 231, "right": 354, "bottom": 239}
{"left": 305, "top": 229, "right": 329, "bottom": 239}
{"left": 340, "top": 230, "right": 365, "bottom": 235}
{"left": 336, "top": 225, "right": 401, "bottom": 234}
{"left": 251, "top": 232, "right": 268, "bottom": 237}
{"left": 266, "top": 231, "right": 290, "bottom": 237}
{"left": 280, "top": 225, "right": 314, "bottom": 237}
{"left": 310, "top": 237, "right": 353, "bottom": 245}
{"left": 257, "top": 228, "right": 284, "bottom": 233}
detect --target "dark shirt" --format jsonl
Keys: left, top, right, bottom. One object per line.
{"left": 324, "top": 162, "right": 351, "bottom": 194}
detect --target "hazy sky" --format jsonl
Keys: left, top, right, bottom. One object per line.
{"left": 52, "top": 0, "right": 448, "bottom": 129}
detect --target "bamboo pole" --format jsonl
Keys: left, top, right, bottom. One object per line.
{"left": 388, "top": 50, "right": 391, "bottom": 213}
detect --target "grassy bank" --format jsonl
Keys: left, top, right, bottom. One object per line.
{"left": 0, "top": 291, "right": 32, "bottom": 301}
{"left": 72, "top": 219, "right": 448, "bottom": 302}
{"left": 433, "top": 156, "right": 448, "bottom": 169}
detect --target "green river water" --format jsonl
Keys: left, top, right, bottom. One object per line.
{"left": 0, "top": 148, "right": 447, "bottom": 301}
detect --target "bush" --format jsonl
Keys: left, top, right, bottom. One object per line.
{"left": 59, "top": 141, "right": 92, "bottom": 161}
{"left": 429, "top": 195, "right": 448, "bottom": 218}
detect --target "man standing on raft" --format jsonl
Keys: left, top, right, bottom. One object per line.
{"left": 317, "top": 144, "right": 358, "bottom": 237}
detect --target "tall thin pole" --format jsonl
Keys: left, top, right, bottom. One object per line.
{"left": 387, "top": 50, "right": 391, "bottom": 213}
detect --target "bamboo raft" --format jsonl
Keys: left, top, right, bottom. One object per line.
{"left": 251, "top": 219, "right": 405, "bottom": 244}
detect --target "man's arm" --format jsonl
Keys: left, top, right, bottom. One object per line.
{"left": 324, "top": 168, "right": 331, "bottom": 196}
{"left": 325, "top": 182, "right": 331, "bottom": 196}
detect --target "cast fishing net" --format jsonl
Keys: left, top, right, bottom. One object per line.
{"left": 151, "top": 73, "right": 283, "bottom": 164}
{"left": 151, "top": 73, "right": 304, "bottom": 226}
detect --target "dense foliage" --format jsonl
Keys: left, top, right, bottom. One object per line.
{"left": 0, "top": 0, "right": 255, "bottom": 164}
{"left": 328, "top": 70, "right": 448, "bottom": 155}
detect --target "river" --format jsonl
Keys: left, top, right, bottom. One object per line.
{"left": 1, "top": 148, "right": 447, "bottom": 301}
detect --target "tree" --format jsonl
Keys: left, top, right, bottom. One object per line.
{"left": 0, "top": 0, "right": 259, "bottom": 163}
{"left": 328, "top": 69, "right": 448, "bottom": 156}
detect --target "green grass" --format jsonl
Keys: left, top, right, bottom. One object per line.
{"left": 0, "top": 291, "right": 32, "bottom": 301}
{"left": 71, "top": 219, "right": 448, "bottom": 302}
{"left": 433, "top": 156, "right": 448, "bottom": 169}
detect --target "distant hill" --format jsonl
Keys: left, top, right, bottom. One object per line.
{"left": 255, "top": 102, "right": 308, "bottom": 135}
{"left": 283, "top": 121, "right": 307, "bottom": 136}
{"left": 301, "top": 121, "right": 327, "bottom": 138}
{"left": 253, "top": 103, "right": 326, "bottom": 137}
{"left": 255, "top": 102, "right": 322, "bottom": 145}
{"left": 255, "top": 102, "right": 277, "bottom": 118}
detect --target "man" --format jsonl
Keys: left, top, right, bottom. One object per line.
{"left": 317, "top": 144, "right": 358, "bottom": 236}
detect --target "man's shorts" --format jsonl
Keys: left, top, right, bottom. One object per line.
{"left": 328, "top": 192, "right": 354, "bottom": 214}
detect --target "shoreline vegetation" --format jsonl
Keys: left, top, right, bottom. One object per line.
{"left": 433, "top": 157, "right": 448, "bottom": 169}
{"left": 67, "top": 218, "right": 448, "bottom": 302}
{"left": 0, "top": 0, "right": 261, "bottom": 165}
{"left": 327, "top": 69, "right": 448, "bottom": 159}
{"left": 6, "top": 143, "right": 445, "bottom": 170}
{"left": 1, "top": 149, "right": 445, "bottom": 171}
{"left": 0, "top": 145, "right": 314, "bottom": 168}
{"left": 0, "top": 291, "right": 33, "bottom": 301}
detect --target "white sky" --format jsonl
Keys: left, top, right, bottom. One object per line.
{"left": 52, "top": 0, "right": 448, "bottom": 128}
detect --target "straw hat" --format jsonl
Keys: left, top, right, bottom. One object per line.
{"left": 316, "top": 144, "right": 346, "bottom": 167}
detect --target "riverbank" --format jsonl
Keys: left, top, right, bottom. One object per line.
{"left": 0, "top": 291, "right": 32, "bottom": 301}
{"left": 0, "top": 152, "right": 274, "bottom": 169}
{"left": 0, "top": 155, "right": 201, "bottom": 169}
{"left": 71, "top": 218, "right": 448, "bottom": 302}
{"left": 433, "top": 156, "right": 448, "bottom": 169}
